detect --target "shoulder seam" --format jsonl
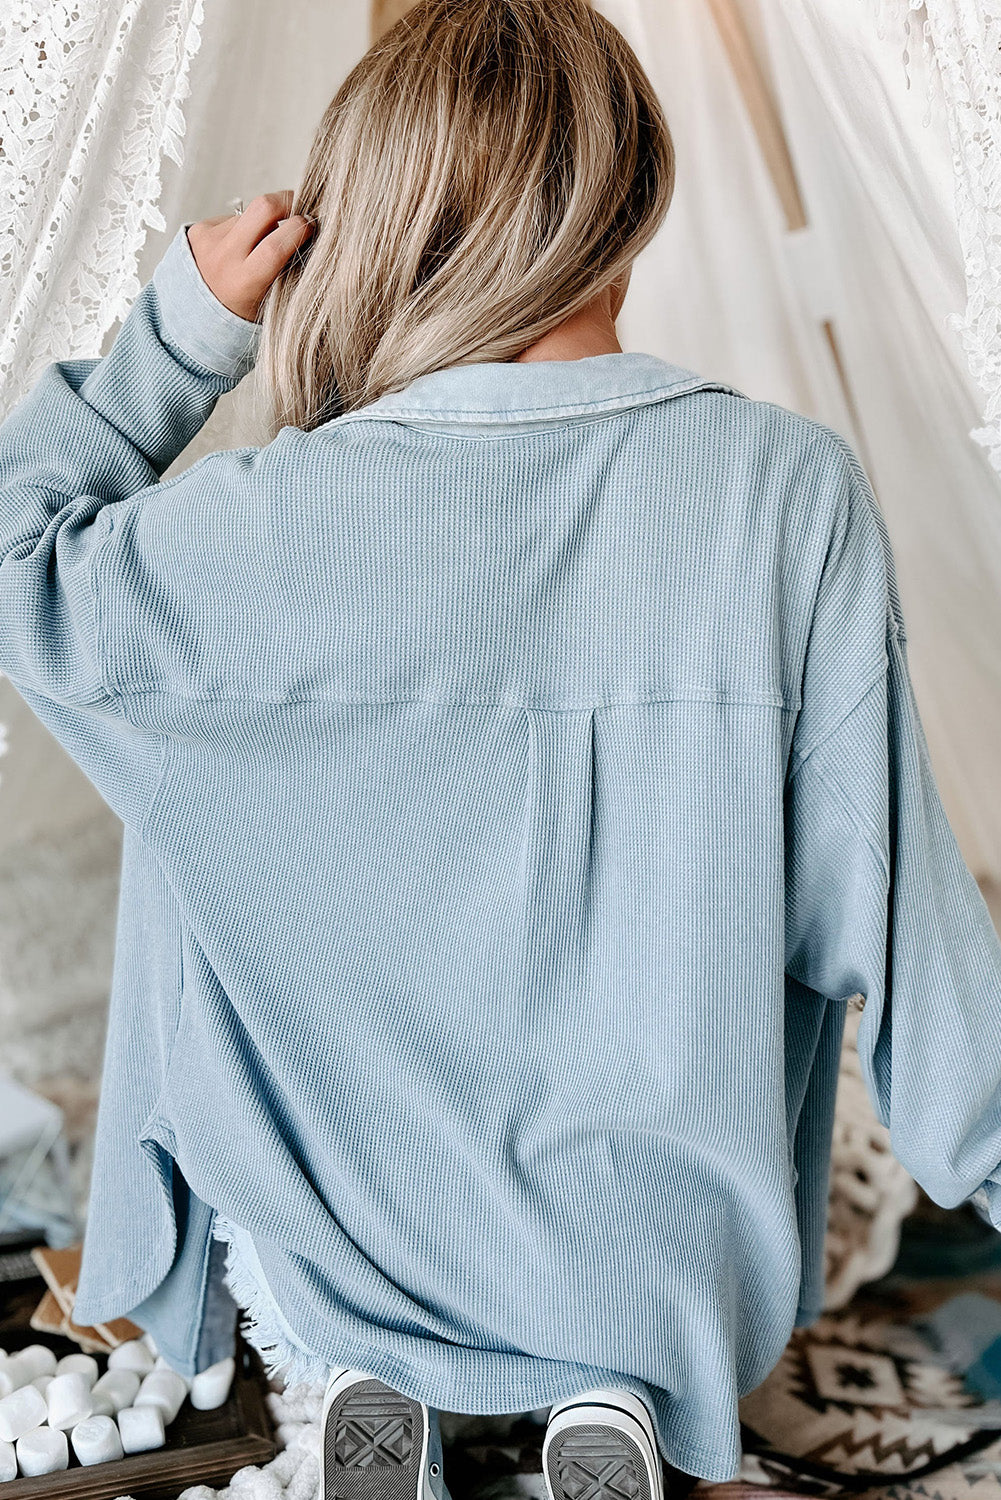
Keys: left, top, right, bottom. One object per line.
{"left": 822, "top": 429, "right": 909, "bottom": 640}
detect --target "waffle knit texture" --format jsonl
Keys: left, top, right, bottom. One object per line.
{"left": 3, "top": 223, "right": 1001, "bottom": 1483}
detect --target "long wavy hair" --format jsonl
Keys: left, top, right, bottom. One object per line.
{"left": 254, "top": 0, "right": 675, "bottom": 438}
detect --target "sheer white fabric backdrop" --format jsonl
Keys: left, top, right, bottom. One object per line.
{"left": 873, "top": 0, "right": 1001, "bottom": 478}
{"left": 767, "top": 0, "right": 1001, "bottom": 883}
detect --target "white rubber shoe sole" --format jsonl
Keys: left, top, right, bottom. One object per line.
{"left": 543, "top": 1388, "right": 665, "bottom": 1500}
{"left": 320, "top": 1367, "right": 445, "bottom": 1500}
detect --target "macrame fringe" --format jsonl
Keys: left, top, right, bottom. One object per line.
{"left": 211, "top": 1212, "right": 331, "bottom": 1391}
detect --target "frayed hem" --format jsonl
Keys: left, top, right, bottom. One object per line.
{"left": 211, "top": 1212, "right": 331, "bottom": 1390}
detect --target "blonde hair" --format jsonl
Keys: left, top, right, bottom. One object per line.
{"left": 254, "top": 0, "right": 675, "bottom": 438}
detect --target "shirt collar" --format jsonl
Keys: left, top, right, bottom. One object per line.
{"left": 336, "top": 351, "right": 740, "bottom": 428}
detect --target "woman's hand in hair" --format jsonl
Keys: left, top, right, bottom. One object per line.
{"left": 185, "top": 190, "right": 317, "bottom": 324}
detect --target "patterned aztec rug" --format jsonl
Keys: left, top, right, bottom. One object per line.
{"left": 725, "top": 1292, "right": 1001, "bottom": 1500}
{"left": 428, "top": 1275, "right": 1001, "bottom": 1500}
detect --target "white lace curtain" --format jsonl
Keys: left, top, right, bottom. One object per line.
{"left": 0, "top": 0, "right": 207, "bottom": 418}
{"left": 873, "top": 0, "right": 1001, "bottom": 476}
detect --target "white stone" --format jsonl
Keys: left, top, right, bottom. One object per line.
{"left": 90, "top": 1368, "right": 140, "bottom": 1415}
{"left": 71, "top": 1413, "right": 125, "bottom": 1466}
{"left": 107, "top": 1339, "right": 155, "bottom": 1375}
{"left": 117, "top": 1402, "right": 165, "bottom": 1453}
{"left": 140, "top": 1330, "right": 158, "bottom": 1357}
{"left": 54, "top": 1352, "right": 98, "bottom": 1386}
{"left": 0, "top": 1356, "right": 27, "bottom": 1400}
{"left": 45, "top": 1371, "right": 93, "bottom": 1430}
{"left": 15, "top": 1425, "right": 69, "bottom": 1476}
{"left": 0, "top": 1438, "right": 14, "bottom": 1481}
{"left": 88, "top": 1388, "right": 114, "bottom": 1418}
{"left": 0, "top": 1382, "right": 48, "bottom": 1443}
{"left": 135, "top": 1368, "right": 188, "bottom": 1425}
{"left": 189, "top": 1356, "right": 235, "bottom": 1410}
{"left": 30, "top": 1375, "right": 53, "bottom": 1396}
{"left": 6, "top": 1346, "right": 57, "bottom": 1384}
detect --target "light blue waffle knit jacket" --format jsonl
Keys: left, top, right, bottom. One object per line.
{"left": 4, "top": 222, "right": 1001, "bottom": 1483}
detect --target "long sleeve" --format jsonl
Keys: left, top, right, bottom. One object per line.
{"left": 784, "top": 431, "right": 1001, "bottom": 1225}
{"left": 0, "top": 223, "right": 262, "bottom": 710}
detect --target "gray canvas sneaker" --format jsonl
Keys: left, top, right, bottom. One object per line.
{"left": 543, "top": 1387, "right": 665, "bottom": 1500}
{"left": 320, "top": 1367, "right": 451, "bottom": 1500}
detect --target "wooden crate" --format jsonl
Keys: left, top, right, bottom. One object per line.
{"left": 0, "top": 1257, "right": 276, "bottom": 1499}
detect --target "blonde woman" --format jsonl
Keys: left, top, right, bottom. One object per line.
{"left": 4, "top": 1, "right": 1001, "bottom": 1498}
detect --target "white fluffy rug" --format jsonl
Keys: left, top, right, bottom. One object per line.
{"left": 172, "top": 1377, "right": 330, "bottom": 1500}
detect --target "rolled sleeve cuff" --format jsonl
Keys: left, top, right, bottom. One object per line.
{"left": 970, "top": 1172, "right": 1001, "bottom": 1232}
{"left": 151, "top": 223, "right": 262, "bottom": 382}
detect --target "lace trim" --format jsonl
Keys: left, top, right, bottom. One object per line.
{"left": 871, "top": 0, "right": 1001, "bottom": 473}
{"left": 0, "top": 0, "right": 208, "bottom": 419}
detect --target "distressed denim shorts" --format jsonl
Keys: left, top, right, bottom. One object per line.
{"left": 210, "top": 1211, "right": 332, "bottom": 1387}
{"left": 125, "top": 1157, "right": 238, "bottom": 1375}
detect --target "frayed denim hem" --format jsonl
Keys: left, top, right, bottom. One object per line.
{"left": 210, "top": 1211, "right": 332, "bottom": 1390}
